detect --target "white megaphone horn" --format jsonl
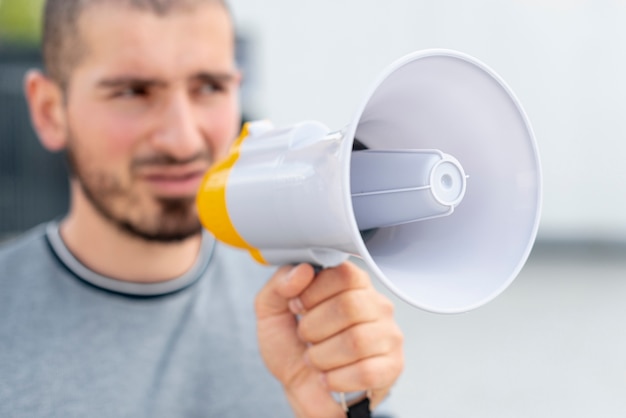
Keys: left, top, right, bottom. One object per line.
{"left": 197, "top": 49, "right": 542, "bottom": 315}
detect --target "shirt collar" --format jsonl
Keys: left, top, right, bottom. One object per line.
{"left": 45, "top": 221, "right": 215, "bottom": 297}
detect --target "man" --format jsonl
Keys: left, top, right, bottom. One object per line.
{"left": 0, "top": 0, "right": 404, "bottom": 417}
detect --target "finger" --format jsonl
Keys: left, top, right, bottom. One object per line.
{"left": 368, "top": 388, "right": 393, "bottom": 412}
{"left": 322, "top": 347, "right": 405, "bottom": 393}
{"left": 254, "top": 263, "right": 316, "bottom": 319}
{"left": 305, "top": 320, "right": 404, "bottom": 371}
{"left": 298, "top": 262, "right": 370, "bottom": 311}
{"left": 298, "top": 289, "right": 393, "bottom": 343}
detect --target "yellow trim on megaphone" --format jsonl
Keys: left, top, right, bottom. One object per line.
{"left": 196, "top": 123, "right": 268, "bottom": 265}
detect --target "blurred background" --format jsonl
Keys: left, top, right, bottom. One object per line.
{"left": 1, "top": 0, "right": 625, "bottom": 417}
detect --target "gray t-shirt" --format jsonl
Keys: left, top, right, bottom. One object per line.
{"left": 0, "top": 222, "right": 396, "bottom": 417}
{"left": 0, "top": 222, "right": 293, "bottom": 417}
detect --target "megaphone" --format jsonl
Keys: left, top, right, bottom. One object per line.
{"left": 197, "top": 49, "right": 542, "bottom": 314}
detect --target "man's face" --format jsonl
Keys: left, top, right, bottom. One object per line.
{"left": 63, "top": 2, "right": 240, "bottom": 241}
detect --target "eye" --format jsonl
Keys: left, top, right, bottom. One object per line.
{"left": 194, "top": 81, "right": 225, "bottom": 96}
{"left": 112, "top": 85, "right": 149, "bottom": 98}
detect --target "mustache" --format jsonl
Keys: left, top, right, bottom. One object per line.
{"left": 131, "top": 151, "right": 212, "bottom": 169}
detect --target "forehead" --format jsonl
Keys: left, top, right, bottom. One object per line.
{"left": 75, "top": 2, "right": 236, "bottom": 80}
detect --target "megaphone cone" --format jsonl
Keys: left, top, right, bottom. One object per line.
{"left": 197, "top": 49, "right": 541, "bottom": 314}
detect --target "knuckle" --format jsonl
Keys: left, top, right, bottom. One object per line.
{"left": 387, "top": 351, "right": 405, "bottom": 384}
{"left": 390, "top": 345, "right": 405, "bottom": 372}
{"left": 335, "top": 262, "right": 369, "bottom": 288}
{"left": 360, "top": 356, "right": 403, "bottom": 389}
{"left": 305, "top": 347, "right": 323, "bottom": 369}
{"left": 374, "top": 323, "right": 404, "bottom": 355}
{"left": 346, "top": 325, "right": 371, "bottom": 357}
{"left": 380, "top": 296, "right": 395, "bottom": 316}
{"left": 335, "top": 291, "right": 361, "bottom": 320}
{"left": 373, "top": 293, "right": 395, "bottom": 317}
{"left": 377, "top": 324, "right": 404, "bottom": 356}
{"left": 387, "top": 323, "right": 404, "bottom": 348}
{"left": 356, "top": 361, "right": 380, "bottom": 388}
{"left": 393, "top": 329, "right": 405, "bottom": 350}
{"left": 297, "top": 321, "right": 314, "bottom": 343}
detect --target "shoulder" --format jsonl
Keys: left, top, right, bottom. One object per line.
{"left": 0, "top": 223, "right": 61, "bottom": 305}
{"left": 0, "top": 223, "right": 50, "bottom": 267}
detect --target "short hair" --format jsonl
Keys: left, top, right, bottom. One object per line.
{"left": 42, "top": 0, "right": 230, "bottom": 91}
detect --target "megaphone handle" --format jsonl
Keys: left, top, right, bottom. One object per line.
{"left": 309, "top": 265, "right": 372, "bottom": 416}
{"left": 337, "top": 391, "right": 372, "bottom": 417}
{"left": 346, "top": 396, "right": 372, "bottom": 418}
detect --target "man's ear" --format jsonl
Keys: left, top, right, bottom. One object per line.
{"left": 24, "top": 70, "right": 68, "bottom": 152}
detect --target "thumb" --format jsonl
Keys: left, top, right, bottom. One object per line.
{"left": 255, "top": 263, "right": 316, "bottom": 319}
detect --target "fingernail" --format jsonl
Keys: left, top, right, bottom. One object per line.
{"left": 288, "top": 297, "right": 304, "bottom": 314}
{"left": 283, "top": 265, "right": 299, "bottom": 284}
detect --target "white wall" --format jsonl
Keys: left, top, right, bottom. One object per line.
{"left": 229, "top": 0, "right": 626, "bottom": 241}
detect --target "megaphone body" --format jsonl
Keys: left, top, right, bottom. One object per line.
{"left": 197, "top": 49, "right": 542, "bottom": 315}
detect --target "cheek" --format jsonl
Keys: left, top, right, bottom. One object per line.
{"left": 104, "top": 119, "right": 145, "bottom": 156}
{"left": 204, "top": 102, "right": 242, "bottom": 160}
{"left": 65, "top": 80, "right": 141, "bottom": 165}
{"left": 72, "top": 105, "right": 145, "bottom": 160}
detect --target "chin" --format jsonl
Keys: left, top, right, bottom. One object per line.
{"left": 119, "top": 197, "right": 202, "bottom": 243}
{"left": 119, "top": 219, "right": 202, "bottom": 243}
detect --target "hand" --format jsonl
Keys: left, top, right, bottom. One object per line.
{"left": 255, "top": 262, "right": 404, "bottom": 418}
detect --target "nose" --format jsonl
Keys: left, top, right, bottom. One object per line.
{"left": 151, "top": 92, "right": 206, "bottom": 161}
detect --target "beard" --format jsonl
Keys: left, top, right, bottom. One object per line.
{"left": 65, "top": 138, "right": 208, "bottom": 243}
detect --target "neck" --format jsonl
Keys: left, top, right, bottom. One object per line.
{"left": 61, "top": 186, "right": 202, "bottom": 283}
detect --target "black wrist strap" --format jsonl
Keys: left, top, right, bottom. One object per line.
{"left": 346, "top": 397, "right": 371, "bottom": 418}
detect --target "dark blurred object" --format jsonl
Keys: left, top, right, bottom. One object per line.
{"left": 0, "top": 47, "right": 69, "bottom": 240}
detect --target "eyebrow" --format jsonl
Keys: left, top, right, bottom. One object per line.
{"left": 191, "top": 71, "right": 238, "bottom": 85}
{"left": 96, "top": 77, "right": 166, "bottom": 90}
{"left": 96, "top": 71, "right": 237, "bottom": 89}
